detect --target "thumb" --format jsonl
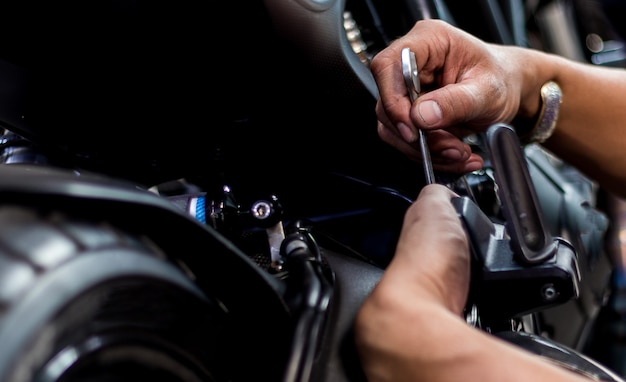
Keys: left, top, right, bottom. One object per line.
{"left": 415, "top": 98, "right": 444, "bottom": 127}
{"left": 412, "top": 82, "right": 500, "bottom": 131}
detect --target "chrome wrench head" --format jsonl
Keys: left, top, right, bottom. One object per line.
{"left": 401, "top": 47, "right": 435, "bottom": 185}
{"left": 402, "top": 47, "right": 420, "bottom": 102}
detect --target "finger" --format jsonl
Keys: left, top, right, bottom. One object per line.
{"left": 435, "top": 153, "right": 484, "bottom": 174}
{"left": 397, "top": 185, "right": 465, "bottom": 262}
{"left": 378, "top": 122, "right": 484, "bottom": 174}
{"left": 426, "top": 129, "right": 472, "bottom": 159}
{"left": 427, "top": 130, "right": 484, "bottom": 173}
{"left": 377, "top": 120, "right": 421, "bottom": 161}
{"left": 371, "top": 48, "right": 416, "bottom": 140}
{"left": 378, "top": 120, "right": 471, "bottom": 160}
{"left": 392, "top": 184, "right": 471, "bottom": 312}
{"left": 376, "top": 99, "right": 418, "bottom": 143}
{"left": 411, "top": 81, "right": 512, "bottom": 132}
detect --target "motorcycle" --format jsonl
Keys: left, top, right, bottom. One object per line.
{"left": 0, "top": 0, "right": 624, "bottom": 381}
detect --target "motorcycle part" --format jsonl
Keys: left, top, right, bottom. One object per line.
{"left": 453, "top": 121, "right": 581, "bottom": 322}
{"left": 402, "top": 47, "right": 435, "bottom": 184}
{"left": 486, "top": 123, "right": 557, "bottom": 264}
{"left": 453, "top": 195, "right": 580, "bottom": 321}
{"left": 0, "top": 164, "right": 297, "bottom": 381}
{"left": 250, "top": 195, "right": 286, "bottom": 266}
{"left": 0, "top": 205, "right": 227, "bottom": 382}
{"left": 280, "top": 226, "right": 333, "bottom": 382}
{"left": 496, "top": 331, "right": 625, "bottom": 382}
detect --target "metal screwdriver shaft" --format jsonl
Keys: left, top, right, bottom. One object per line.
{"left": 401, "top": 47, "right": 435, "bottom": 184}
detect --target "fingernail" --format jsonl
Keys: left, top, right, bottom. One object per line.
{"left": 440, "top": 148, "right": 464, "bottom": 161}
{"left": 463, "top": 160, "right": 483, "bottom": 173}
{"left": 418, "top": 100, "right": 442, "bottom": 126}
{"left": 397, "top": 122, "right": 415, "bottom": 142}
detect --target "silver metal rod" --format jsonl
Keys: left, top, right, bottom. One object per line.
{"left": 402, "top": 47, "right": 436, "bottom": 184}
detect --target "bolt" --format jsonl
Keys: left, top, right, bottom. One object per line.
{"left": 541, "top": 283, "right": 559, "bottom": 301}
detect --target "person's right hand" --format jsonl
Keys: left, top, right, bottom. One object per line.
{"left": 370, "top": 19, "right": 542, "bottom": 174}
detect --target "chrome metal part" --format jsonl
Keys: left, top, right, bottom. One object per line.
{"left": 401, "top": 47, "right": 435, "bottom": 184}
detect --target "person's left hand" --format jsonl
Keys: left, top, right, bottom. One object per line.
{"left": 354, "top": 184, "right": 471, "bottom": 380}
{"left": 377, "top": 183, "right": 471, "bottom": 313}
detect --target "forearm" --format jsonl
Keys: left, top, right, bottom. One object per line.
{"left": 514, "top": 47, "right": 626, "bottom": 196}
{"left": 356, "top": 296, "right": 592, "bottom": 382}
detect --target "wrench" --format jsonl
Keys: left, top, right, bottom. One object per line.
{"left": 402, "top": 47, "right": 435, "bottom": 184}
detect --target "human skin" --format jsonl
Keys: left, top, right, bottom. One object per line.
{"left": 354, "top": 184, "right": 595, "bottom": 382}
{"left": 371, "top": 19, "right": 626, "bottom": 198}
{"left": 352, "top": 18, "right": 626, "bottom": 381}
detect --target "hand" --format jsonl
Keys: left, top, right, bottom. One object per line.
{"left": 370, "top": 19, "right": 531, "bottom": 174}
{"left": 354, "top": 184, "right": 471, "bottom": 379}
{"left": 360, "top": 184, "right": 471, "bottom": 319}
{"left": 391, "top": 184, "right": 471, "bottom": 312}
{"left": 354, "top": 184, "right": 593, "bottom": 382}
